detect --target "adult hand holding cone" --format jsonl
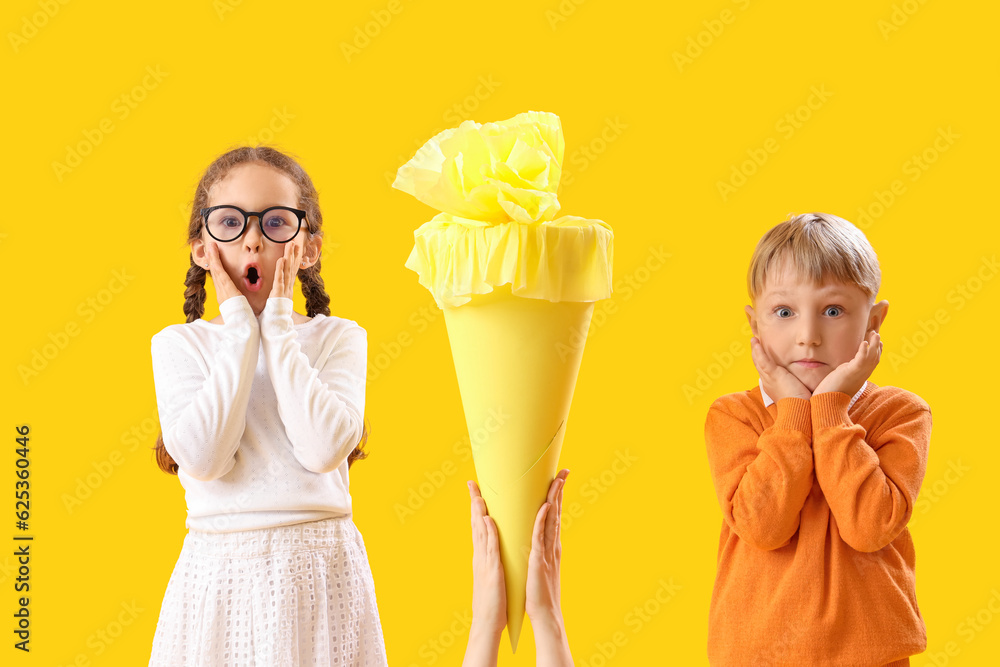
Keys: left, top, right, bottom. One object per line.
{"left": 393, "top": 111, "right": 614, "bottom": 651}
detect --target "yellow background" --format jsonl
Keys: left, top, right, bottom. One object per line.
{"left": 4, "top": 0, "right": 998, "bottom": 664}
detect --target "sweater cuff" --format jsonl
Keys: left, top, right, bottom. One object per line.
{"left": 772, "top": 397, "right": 812, "bottom": 433}
{"left": 811, "top": 391, "right": 853, "bottom": 428}
{"left": 259, "top": 297, "right": 294, "bottom": 328}
{"left": 219, "top": 295, "right": 254, "bottom": 325}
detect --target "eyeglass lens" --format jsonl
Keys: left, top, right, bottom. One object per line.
{"left": 206, "top": 208, "right": 299, "bottom": 242}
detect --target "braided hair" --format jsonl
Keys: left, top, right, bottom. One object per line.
{"left": 153, "top": 145, "right": 369, "bottom": 474}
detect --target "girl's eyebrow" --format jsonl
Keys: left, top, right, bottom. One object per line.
{"left": 214, "top": 202, "right": 296, "bottom": 209}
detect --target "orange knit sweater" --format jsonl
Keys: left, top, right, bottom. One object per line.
{"left": 705, "top": 381, "right": 932, "bottom": 666}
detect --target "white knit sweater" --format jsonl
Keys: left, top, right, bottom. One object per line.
{"left": 150, "top": 295, "right": 366, "bottom": 532}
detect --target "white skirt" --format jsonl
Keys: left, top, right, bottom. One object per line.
{"left": 148, "top": 515, "right": 387, "bottom": 666}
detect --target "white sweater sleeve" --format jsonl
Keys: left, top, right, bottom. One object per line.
{"left": 258, "top": 297, "right": 367, "bottom": 474}
{"left": 150, "top": 295, "right": 260, "bottom": 481}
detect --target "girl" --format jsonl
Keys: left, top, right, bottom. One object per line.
{"left": 148, "top": 146, "right": 388, "bottom": 666}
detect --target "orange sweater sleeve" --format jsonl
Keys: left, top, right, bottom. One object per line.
{"left": 705, "top": 396, "right": 814, "bottom": 551}
{"left": 810, "top": 390, "right": 932, "bottom": 553}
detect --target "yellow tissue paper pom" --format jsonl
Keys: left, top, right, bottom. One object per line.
{"left": 393, "top": 110, "right": 565, "bottom": 224}
{"left": 393, "top": 110, "right": 614, "bottom": 309}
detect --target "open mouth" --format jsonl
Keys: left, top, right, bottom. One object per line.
{"left": 243, "top": 265, "right": 263, "bottom": 292}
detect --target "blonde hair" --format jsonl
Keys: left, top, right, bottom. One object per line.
{"left": 747, "top": 212, "right": 880, "bottom": 306}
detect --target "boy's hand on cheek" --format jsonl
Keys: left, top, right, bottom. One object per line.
{"left": 750, "top": 337, "right": 812, "bottom": 402}
{"left": 268, "top": 243, "right": 300, "bottom": 301}
{"left": 813, "top": 330, "right": 881, "bottom": 398}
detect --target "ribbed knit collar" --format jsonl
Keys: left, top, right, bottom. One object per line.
{"left": 759, "top": 378, "right": 869, "bottom": 409}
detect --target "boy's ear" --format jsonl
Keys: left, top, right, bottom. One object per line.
{"left": 744, "top": 305, "right": 758, "bottom": 336}
{"left": 868, "top": 300, "right": 889, "bottom": 332}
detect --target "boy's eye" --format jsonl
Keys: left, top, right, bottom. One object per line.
{"left": 775, "top": 307, "right": 792, "bottom": 318}
{"left": 825, "top": 306, "right": 842, "bottom": 316}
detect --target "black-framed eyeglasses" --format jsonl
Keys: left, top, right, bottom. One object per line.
{"left": 200, "top": 205, "right": 306, "bottom": 243}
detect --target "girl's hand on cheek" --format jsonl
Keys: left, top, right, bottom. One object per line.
{"left": 268, "top": 243, "right": 300, "bottom": 301}
{"left": 206, "top": 242, "right": 242, "bottom": 306}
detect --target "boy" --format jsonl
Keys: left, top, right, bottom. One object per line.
{"left": 705, "top": 213, "right": 932, "bottom": 666}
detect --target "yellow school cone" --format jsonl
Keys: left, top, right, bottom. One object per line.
{"left": 442, "top": 282, "right": 595, "bottom": 650}
{"left": 393, "top": 111, "right": 613, "bottom": 652}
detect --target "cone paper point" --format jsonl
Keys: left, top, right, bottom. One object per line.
{"left": 442, "top": 283, "right": 595, "bottom": 652}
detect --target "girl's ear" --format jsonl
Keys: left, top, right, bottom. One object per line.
{"left": 190, "top": 237, "right": 208, "bottom": 268}
{"left": 302, "top": 236, "right": 323, "bottom": 268}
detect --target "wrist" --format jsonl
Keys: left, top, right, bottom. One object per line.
{"left": 529, "top": 609, "right": 572, "bottom": 662}
{"left": 464, "top": 619, "right": 502, "bottom": 667}
{"left": 527, "top": 606, "right": 565, "bottom": 633}
{"left": 469, "top": 616, "right": 504, "bottom": 644}
{"left": 760, "top": 380, "right": 809, "bottom": 404}
{"left": 813, "top": 373, "right": 863, "bottom": 399}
